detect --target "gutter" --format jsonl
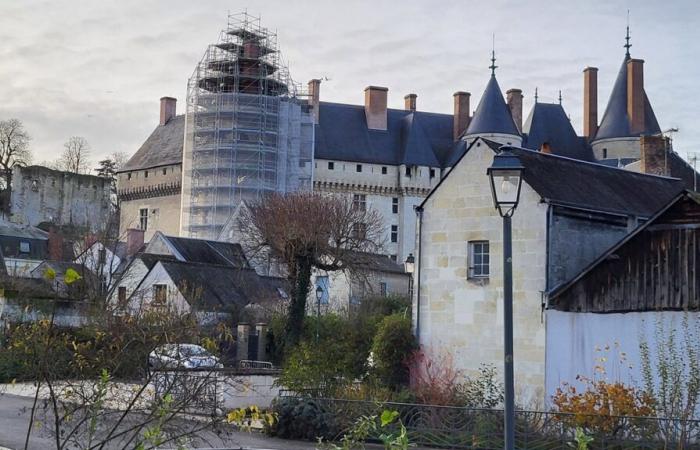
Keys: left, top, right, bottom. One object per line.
{"left": 414, "top": 205, "right": 423, "bottom": 339}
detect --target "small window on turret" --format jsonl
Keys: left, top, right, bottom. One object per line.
{"left": 429, "top": 168, "right": 436, "bottom": 178}
{"left": 381, "top": 166, "right": 387, "bottom": 174}
{"left": 405, "top": 166, "right": 411, "bottom": 177}
{"left": 602, "top": 148, "right": 608, "bottom": 159}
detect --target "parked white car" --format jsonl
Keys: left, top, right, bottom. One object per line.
{"left": 148, "top": 344, "right": 223, "bottom": 370}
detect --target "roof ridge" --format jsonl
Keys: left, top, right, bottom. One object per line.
{"left": 319, "top": 101, "right": 453, "bottom": 118}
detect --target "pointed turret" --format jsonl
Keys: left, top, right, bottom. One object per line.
{"left": 591, "top": 26, "right": 661, "bottom": 160}
{"left": 463, "top": 51, "right": 521, "bottom": 146}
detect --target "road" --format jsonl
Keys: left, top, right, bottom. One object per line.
{"left": 0, "top": 393, "right": 317, "bottom": 450}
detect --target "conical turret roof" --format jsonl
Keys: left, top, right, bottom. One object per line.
{"left": 594, "top": 56, "right": 661, "bottom": 141}
{"left": 465, "top": 75, "right": 519, "bottom": 137}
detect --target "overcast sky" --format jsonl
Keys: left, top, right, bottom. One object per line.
{"left": 2, "top": 0, "right": 698, "bottom": 166}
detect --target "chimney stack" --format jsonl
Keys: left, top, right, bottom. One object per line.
{"left": 583, "top": 67, "right": 598, "bottom": 139}
{"left": 364, "top": 86, "right": 388, "bottom": 131}
{"left": 453, "top": 91, "right": 471, "bottom": 140}
{"left": 48, "top": 226, "right": 64, "bottom": 261}
{"left": 404, "top": 93, "right": 417, "bottom": 112}
{"left": 506, "top": 89, "right": 523, "bottom": 133}
{"left": 159, "top": 97, "right": 177, "bottom": 126}
{"left": 308, "top": 79, "right": 321, "bottom": 124}
{"left": 640, "top": 135, "right": 669, "bottom": 176}
{"left": 627, "top": 59, "right": 645, "bottom": 135}
{"left": 126, "top": 228, "right": 145, "bottom": 257}
{"left": 540, "top": 142, "right": 552, "bottom": 154}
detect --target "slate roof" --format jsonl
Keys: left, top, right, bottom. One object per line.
{"left": 159, "top": 234, "right": 251, "bottom": 269}
{"left": 465, "top": 76, "right": 519, "bottom": 137}
{"left": 348, "top": 250, "right": 408, "bottom": 275}
{"left": 522, "top": 103, "right": 595, "bottom": 161}
{"left": 159, "top": 260, "right": 284, "bottom": 311}
{"left": 593, "top": 57, "right": 661, "bottom": 142}
{"left": 510, "top": 146, "right": 685, "bottom": 217}
{"left": 118, "top": 115, "right": 185, "bottom": 173}
{"left": 0, "top": 221, "right": 49, "bottom": 240}
{"left": 314, "top": 102, "right": 458, "bottom": 168}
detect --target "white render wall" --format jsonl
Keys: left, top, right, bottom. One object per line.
{"left": 545, "top": 310, "right": 700, "bottom": 407}
{"left": 416, "top": 138, "right": 548, "bottom": 406}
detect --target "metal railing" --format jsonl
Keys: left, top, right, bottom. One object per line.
{"left": 238, "top": 360, "right": 273, "bottom": 370}
{"left": 278, "top": 397, "right": 700, "bottom": 449}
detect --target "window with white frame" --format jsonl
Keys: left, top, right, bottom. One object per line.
{"left": 468, "top": 241, "right": 490, "bottom": 279}
{"left": 391, "top": 225, "right": 398, "bottom": 243}
{"left": 392, "top": 197, "right": 398, "bottom": 214}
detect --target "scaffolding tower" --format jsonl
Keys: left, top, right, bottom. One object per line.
{"left": 180, "top": 12, "right": 314, "bottom": 240}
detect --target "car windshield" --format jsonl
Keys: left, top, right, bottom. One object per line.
{"left": 178, "top": 345, "right": 208, "bottom": 358}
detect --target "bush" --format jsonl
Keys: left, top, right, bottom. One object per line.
{"left": 371, "top": 314, "right": 416, "bottom": 390}
{"left": 267, "top": 397, "right": 339, "bottom": 441}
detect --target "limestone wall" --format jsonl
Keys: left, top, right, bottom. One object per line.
{"left": 416, "top": 138, "right": 548, "bottom": 406}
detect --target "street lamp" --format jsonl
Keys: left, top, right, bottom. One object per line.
{"left": 404, "top": 253, "right": 415, "bottom": 298}
{"left": 486, "top": 148, "right": 524, "bottom": 450}
{"left": 315, "top": 284, "right": 324, "bottom": 342}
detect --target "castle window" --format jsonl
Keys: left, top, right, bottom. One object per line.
{"left": 328, "top": 161, "right": 334, "bottom": 170}
{"left": 144, "top": 171, "right": 149, "bottom": 178}
{"left": 602, "top": 148, "right": 608, "bottom": 159}
{"left": 127, "top": 173, "right": 132, "bottom": 180}
{"left": 356, "top": 164, "right": 362, "bottom": 173}
{"left": 352, "top": 194, "right": 366, "bottom": 211}
{"left": 98, "top": 248, "right": 106, "bottom": 265}
{"left": 381, "top": 166, "right": 387, "bottom": 175}
{"left": 392, "top": 198, "right": 399, "bottom": 214}
{"left": 468, "top": 240, "right": 490, "bottom": 279}
{"left": 139, "top": 208, "right": 148, "bottom": 231}
{"left": 391, "top": 225, "right": 398, "bottom": 243}
{"left": 380, "top": 282, "right": 387, "bottom": 297}
{"left": 429, "top": 168, "right": 436, "bottom": 178}
{"left": 405, "top": 166, "right": 411, "bottom": 177}
{"left": 351, "top": 222, "right": 367, "bottom": 240}
{"left": 162, "top": 168, "right": 167, "bottom": 175}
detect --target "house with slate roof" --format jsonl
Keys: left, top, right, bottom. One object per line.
{"left": 412, "top": 135, "right": 685, "bottom": 404}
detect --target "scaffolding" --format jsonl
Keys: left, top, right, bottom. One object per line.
{"left": 180, "top": 12, "right": 314, "bottom": 240}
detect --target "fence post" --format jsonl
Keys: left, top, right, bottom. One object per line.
{"left": 236, "top": 323, "right": 250, "bottom": 362}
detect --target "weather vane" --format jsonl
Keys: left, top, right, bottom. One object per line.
{"left": 489, "top": 34, "right": 498, "bottom": 75}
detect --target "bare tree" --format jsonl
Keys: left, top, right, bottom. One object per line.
{"left": 0, "top": 118, "right": 32, "bottom": 211}
{"left": 110, "top": 151, "right": 129, "bottom": 171}
{"left": 59, "top": 136, "right": 92, "bottom": 174}
{"left": 238, "top": 192, "right": 384, "bottom": 346}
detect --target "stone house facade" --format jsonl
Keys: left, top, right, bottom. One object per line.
{"left": 413, "top": 137, "right": 684, "bottom": 405}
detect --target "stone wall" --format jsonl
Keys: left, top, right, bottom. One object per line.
{"left": 416, "top": 138, "right": 548, "bottom": 406}
{"left": 11, "top": 166, "right": 111, "bottom": 230}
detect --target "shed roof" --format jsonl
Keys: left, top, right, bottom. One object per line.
{"left": 465, "top": 76, "right": 519, "bottom": 137}
{"left": 0, "top": 221, "right": 49, "bottom": 240}
{"left": 152, "top": 233, "right": 250, "bottom": 269}
{"left": 118, "top": 115, "right": 185, "bottom": 172}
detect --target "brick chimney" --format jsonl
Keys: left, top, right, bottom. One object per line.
{"left": 48, "top": 226, "right": 64, "bottom": 261}
{"left": 159, "top": 97, "right": 177, "bottom": 126}
{"left": 506, "top": 89, "right": 523, "bottom": 133}
{"left": 364, "top": 86, "right": 388, "bottom": 131}
{"left": 640, "top": 135, "right": 669, "bottom": 176}
{"left": 126, "top": 228, "right": 145, "bottom": 257}
{"left": 627, "top": 59, "right": 645, "bottom": 135}
{"left": 308, "top": 79, "right": 321, "bottom": 124}
{"left": 540, "top": 142, "right": 552, "bottom": 154}
{"left": 453, "top": 91, "right": 471, "bottom": 140}
{"left": 583, "top": 67, "right": 598, "bottom": 139}
{"left": 404, "top": 93, "right": 417, "bottom": 112}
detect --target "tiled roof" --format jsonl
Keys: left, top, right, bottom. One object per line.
{"left": 118, "top": 115, "right": 185, "bottom": 172}
{"left": 593, "top": 57, "right": 661, "bottom": 142}
{"left": 465, "top": 76, "right": 519, "bottom": 137}
{"left": 522, "top": 103, "right": 595, "bottom": 161}
{"left": 160, "top": 234, "right": 251, "bottom": 269}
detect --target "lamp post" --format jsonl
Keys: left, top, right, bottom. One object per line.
{"left": 487, "top": 148, "right": 524, "bottom": 450}
{"left": 315, "top": 284, "right": 324, "bottom": 343}
{"left": 404, "top": 253, "right": 415, "bottom": 298}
